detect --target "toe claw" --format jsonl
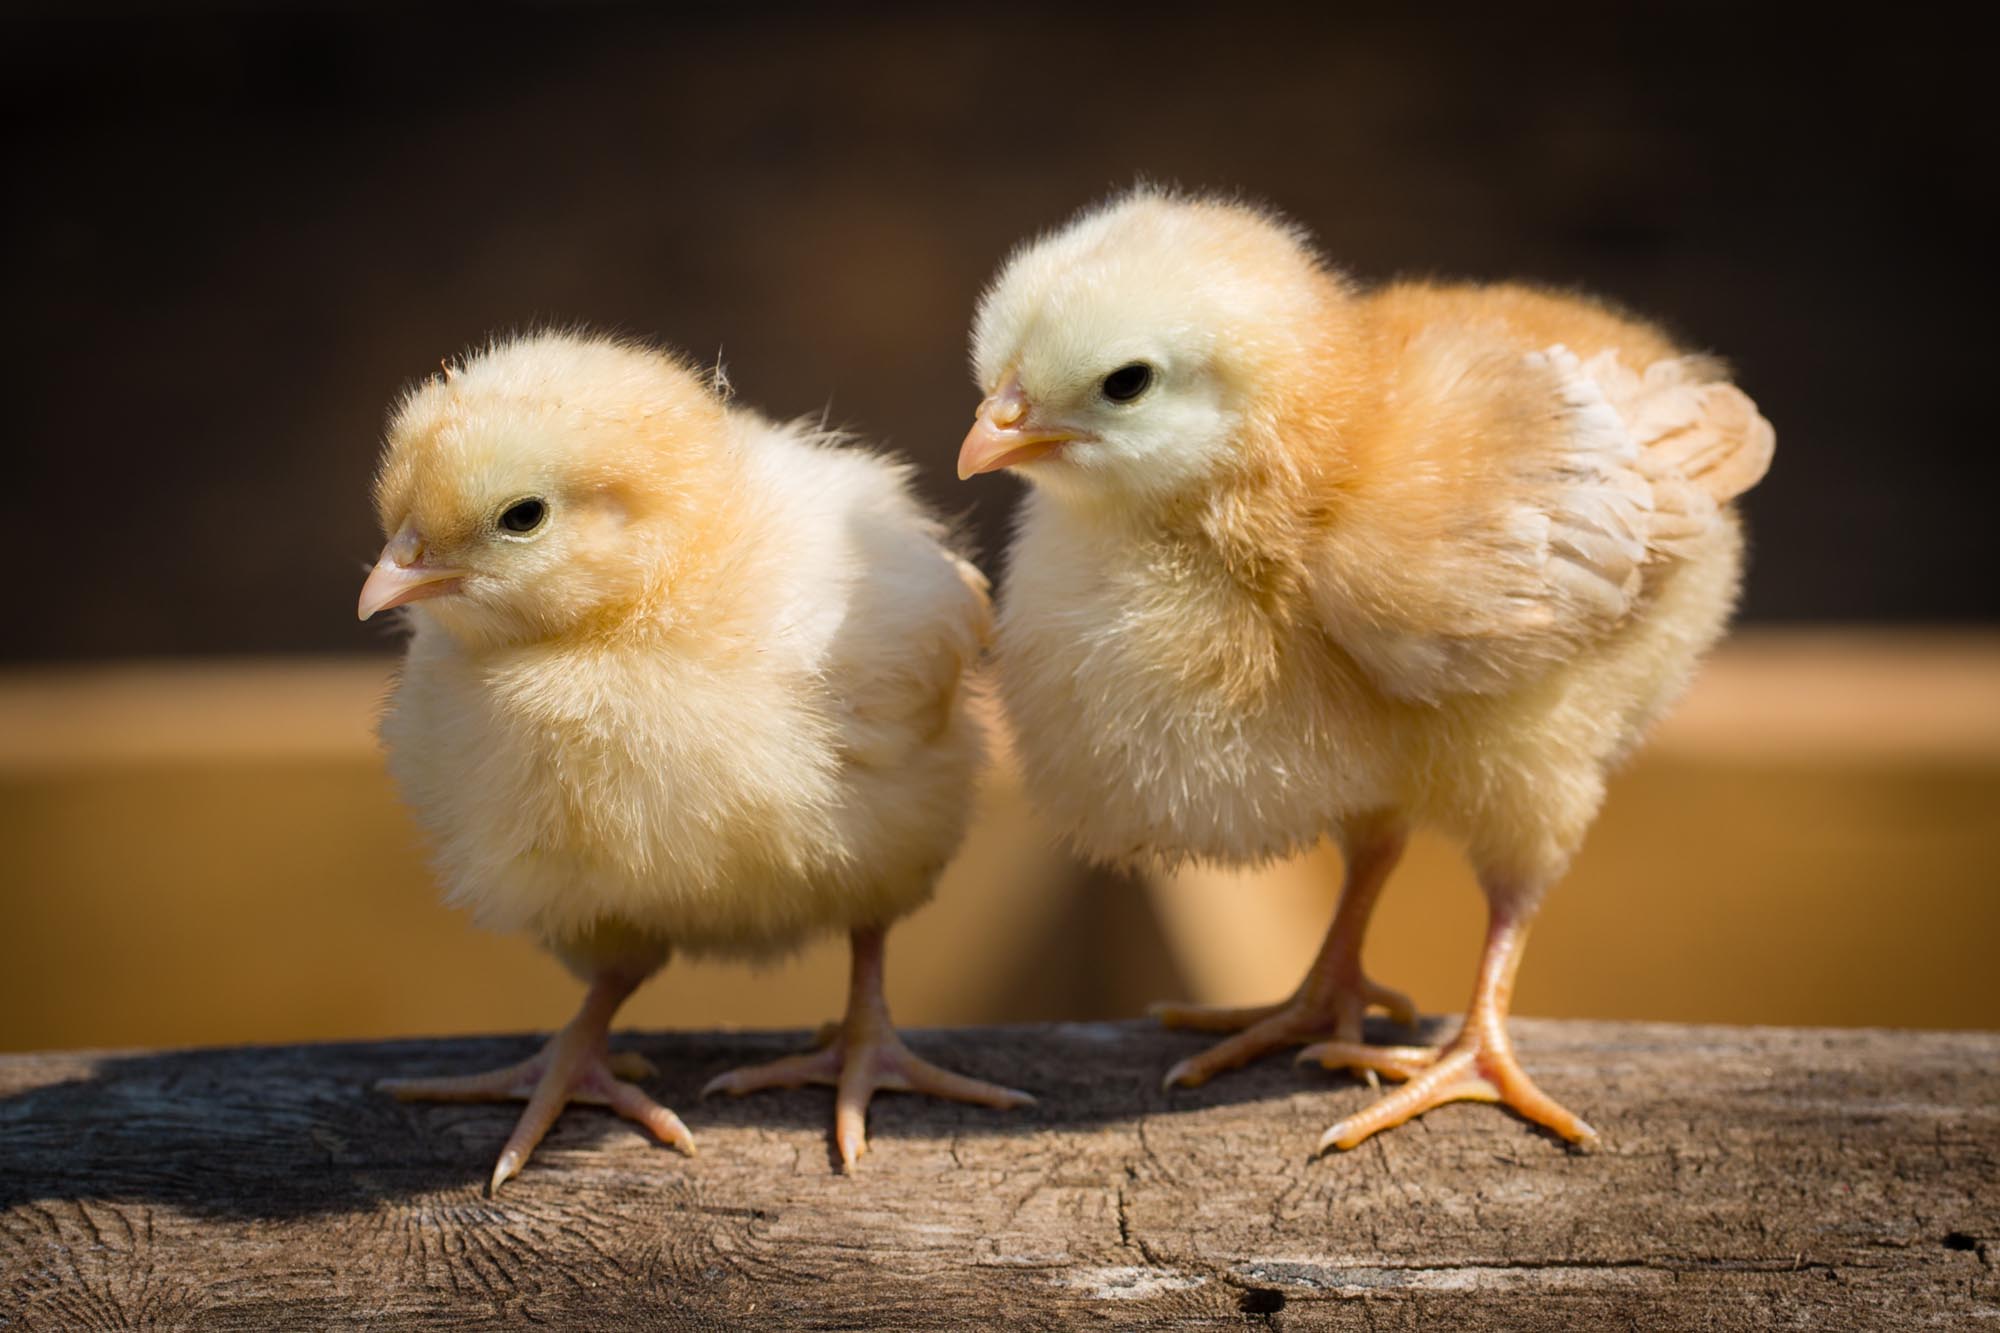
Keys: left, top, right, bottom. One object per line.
{"left": 835, "top": 1119, "right": 866, "bottom": 1173}
{"left": 489, "top": 1148, "right": 524, "bottom": 1194}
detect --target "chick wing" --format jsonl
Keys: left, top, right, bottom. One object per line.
{"left": 1314, "top": 341, "right": 1774, "bottom": 703}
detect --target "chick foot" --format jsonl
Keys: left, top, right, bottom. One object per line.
{"left": 1301, "top": 1025, "right": 1595, "bottom": 1152}
{"left": 701, "top": 926, "right": 1034, "bottom": 1171}
{"left": 377, "top": 974, "right": 693, "bottom": 1191}
{"left": 1153, "top": 817, "right": 1416, "bottom": 1090}
{"left": 1303, "top": 905, "right": 1595, "bottom": 1152}
{"left": 1152, "top": 976, "right": 1418, "bottom": 1089}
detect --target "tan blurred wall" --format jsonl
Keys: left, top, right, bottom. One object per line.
{"left": 1, "top": 630, "right": 1996, "bottom": 1054}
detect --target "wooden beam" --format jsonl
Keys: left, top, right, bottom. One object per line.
{"left": 3, "top": 1020, "right": 1994, "bottom": 1327}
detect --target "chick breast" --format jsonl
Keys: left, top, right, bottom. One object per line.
{"left": 993, "top": 492, "right": 1396, "bottom": 869}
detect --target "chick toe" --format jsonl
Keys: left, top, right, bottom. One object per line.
{"left": 703, "top": 926, "right": 1032, "bottom": 1172}
{"left": 1156, "top": 970, "right": 1418, "bottom": 1091}
{"left": 1312, "top": 1034, "right": 1596, "bottom": 1156}
{"left": 382, "top": 1001, "right": 693, "bottom": 1193}
{"left": 1294, "top": 1039, "right": 1437, "bottom": 1084}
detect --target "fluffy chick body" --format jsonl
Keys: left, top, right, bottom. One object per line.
{"left": 379, "top": 336, "right": 984, "bottom": 973}
{"left": 983, "top": 199, "right": 1765, "bottom": 896}
{"left": 996, "top": 283, "right": 1748, "bottom": 891}
{"left": 368, "top": 333, "right": 1020, "bottom": 1179}
{"left": 967, "top": 190, "right": 1772, "bottom": 1147}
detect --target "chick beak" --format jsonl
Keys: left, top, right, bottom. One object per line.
{"left": 357, "top": 520, "right": 466, "bottom": 621}
{"left": 957, "top": 374, "right": 1075, "bottom": 480}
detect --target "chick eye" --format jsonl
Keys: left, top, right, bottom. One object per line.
{"left": 497, "top": 498, "right": 548, "bottom": 534}
{"left": 1100, "top": 362, "right": 1154, "bottom": 404}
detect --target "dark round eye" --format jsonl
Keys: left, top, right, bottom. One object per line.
{"left": 1100, "top": 362, "right": 1154, "bottom": 403}
{"left": 497, "top": 498, "right": 547, "bottom": 534}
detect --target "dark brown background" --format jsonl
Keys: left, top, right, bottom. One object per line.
{"left": 7, "top": 4, "right": 1991, "bottom": 663}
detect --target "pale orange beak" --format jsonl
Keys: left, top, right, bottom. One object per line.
{"left": 357, "top": 520, "right": 466, "bottom": 621}
{"left": 957, "top": 373, "right": 1076, "bottom": 479}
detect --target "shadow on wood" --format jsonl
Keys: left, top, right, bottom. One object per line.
{"left": 0, "top": 1018, "right": 1429, "bottom": 1224}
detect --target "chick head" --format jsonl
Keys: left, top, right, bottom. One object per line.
{"left": 360, "top": 331, "right": 730, "bottom": 649}
{"left": 961, "top": 188, "right": 1343, "bottom": 503}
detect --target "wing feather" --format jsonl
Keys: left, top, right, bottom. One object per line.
{"left": 1314, "top": 341, "right": 1773, "bottom": 702}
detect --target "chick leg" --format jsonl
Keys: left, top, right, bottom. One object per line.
{"left": 377, "top": 970, "right": 694, "bottom": 1192}
{"left": 702, "top": 925, "right": 1034, "bottom": 1172}
{"left": 1153, "top": 819, "right": 1419, "bottom": 1089}
{"left": 1301, "top": 889, "right": 1598, "bottom": 1152}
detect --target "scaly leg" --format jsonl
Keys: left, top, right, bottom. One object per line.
{"left": 1301, "top": 890, "right": 1597, "bottom": 1152}
{"left": 702, "top": 925, "right": 1034, "bottom": 1172}
{"left": 377, "top": 970, "right": 694, "bottom": 1192}
{"left": 1153, "top": 817, "right": 1419, "bottom": 1089}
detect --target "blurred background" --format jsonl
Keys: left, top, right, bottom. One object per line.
{"left": 4, "top": 4, "right": 1994, "bottom": 1053}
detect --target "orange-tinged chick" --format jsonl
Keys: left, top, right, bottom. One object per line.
{"left": 961, "top": 189, "right": 1773, "bottom": 1153}
{"left": 363, "top": 331, "right": 1029, "bottom": 1186}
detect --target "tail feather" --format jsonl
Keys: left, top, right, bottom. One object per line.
{"left": 1670, "top": 381, "right": 1775, "bottom": 503}
{"left": 1587, "top": 353, "right": 1775, "bottom": 501}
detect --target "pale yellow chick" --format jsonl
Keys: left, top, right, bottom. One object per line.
{"left": 361, "top": 331, "right": 1029, "bottom": 1186}
{"left": 960, "top": 189, "right": 1773, "bottom": 1152}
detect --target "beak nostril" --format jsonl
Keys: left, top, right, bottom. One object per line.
{"left": 984, "top": 371, "right": 1030, "bottom": 430}
{"left": 385, "top": 520, "right": 427, "bottom": 568}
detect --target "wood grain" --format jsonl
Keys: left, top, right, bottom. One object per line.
{"left": 2, "top": 1020, "right": 1995, "bottom": 1329}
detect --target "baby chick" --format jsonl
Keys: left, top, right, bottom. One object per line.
{"left": 361, "top": 331, "right": 1030, "bottom": 1186}
{"left": 961, "top": 189, "right": 1773, "bottom": 1152}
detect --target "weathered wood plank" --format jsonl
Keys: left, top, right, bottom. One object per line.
{"left": 2, "top": 1020, "right": 1994, "bottom": 1329}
